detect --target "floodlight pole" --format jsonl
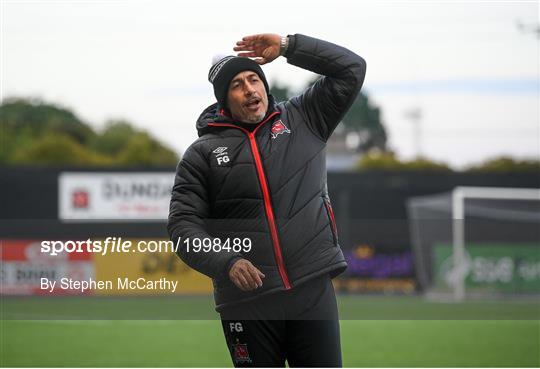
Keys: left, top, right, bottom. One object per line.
{"left": 404, "top": 108, "right": 422, "bottom": 158}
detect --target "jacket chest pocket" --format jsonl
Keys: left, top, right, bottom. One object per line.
{"left": 322, "top": 197, "right": 338, "bottom": 245}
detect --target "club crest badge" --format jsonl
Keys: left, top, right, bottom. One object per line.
{"left": 232, "top": 339, "right": 252, "bottom": 364}
{"left": 270, "top": 120, "right": 291, "bottom": 139}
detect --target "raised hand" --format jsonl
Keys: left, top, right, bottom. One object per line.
{"left": 233, "top": 33, "right": 282, "bottom": 65}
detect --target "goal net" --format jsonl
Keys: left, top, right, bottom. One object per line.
{"left": 407, "top": 187, "right": 540, "bottom": 301}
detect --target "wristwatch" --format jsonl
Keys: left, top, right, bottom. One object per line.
{"left": 279, "top": 35, "right": 289, "bottom": 56}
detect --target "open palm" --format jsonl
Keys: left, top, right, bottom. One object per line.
{"left": 233, "top": 33, "right": 281, "bottom": 65}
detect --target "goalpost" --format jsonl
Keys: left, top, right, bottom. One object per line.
{"left": 408, "top": 186, "right": 540, "bottom": 301}
{"left": 451, "top": 187, "right": 540, "bottom": 301}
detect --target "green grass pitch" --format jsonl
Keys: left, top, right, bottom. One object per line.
{"left": 1, "top": 296, "right": 539, "bottom": 367}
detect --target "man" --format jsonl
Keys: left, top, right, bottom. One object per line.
{"left": 168, "top": 33, "right": 366, "bottom": 367}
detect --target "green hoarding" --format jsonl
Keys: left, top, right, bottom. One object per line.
{"left": 433, "top": 243, "right": 540, "bottom": 293}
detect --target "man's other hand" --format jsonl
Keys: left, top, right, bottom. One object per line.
{"left": 229, "top": 258, "right": 265, "bottom": 291}
{"left": 233, "top": 33, "right": 281, "bottom": 65}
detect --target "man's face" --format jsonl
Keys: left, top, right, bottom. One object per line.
{"left": 227, "top": 71, "right": 268, "bottom": 124}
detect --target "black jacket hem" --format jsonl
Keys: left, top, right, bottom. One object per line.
{"left": 215, "top": 260, "right": 347, "bottom": 313}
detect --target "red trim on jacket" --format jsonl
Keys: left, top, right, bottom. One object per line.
{"left": 208, "top": 112, "right": 292, "bottom": 290}
{"left": 325, "top": 199, "right": 338, "bottom": 237}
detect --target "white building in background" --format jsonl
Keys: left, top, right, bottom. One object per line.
{"left": 326, "top": 125, "right": 364, "bottom": 171}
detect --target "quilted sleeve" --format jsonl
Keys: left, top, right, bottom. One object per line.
{"left": 167, "top": 144, "right": 242, "bottom": 279}
{"left": 286, "top": 34, "right": 366, "bottom": 141}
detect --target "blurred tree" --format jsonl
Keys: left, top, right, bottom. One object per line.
{"left": 269, "top": 81, "right": 292, "bottom": 103}
{"left": 11, "top": 134, "right": 111, "bottom": 165}
{"left": 0, "top": 97, "right": 95, "bottom": 143}
{"left": 89, "top": 119, "right": 138, "bottom": 156}
{"left": 341, "top": 89, "right": 387, "bottom": 152}
{"left": 0, "top": 97, "right": 95, "bottom": 163}
{"left": 270, "top": 76, "right": 388, "bottom": 152}
{"left": 466, "top": 156, "right": 540, "bottom": 173}
{"left": 116, "top": 132, "right": 179, "bottom": 166}
{"left": 356, "top": 151, "right": 452, "bottom": 171}
{"left": 0, "top": 97, "right": 179, "bottom": 166}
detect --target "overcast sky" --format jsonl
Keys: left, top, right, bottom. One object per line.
{"left": 2, "top": 0, "right": 538, "bottom": 168}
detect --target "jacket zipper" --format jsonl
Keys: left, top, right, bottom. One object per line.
{"left": 208, "top": 112, "right": 292, "bottom": 290}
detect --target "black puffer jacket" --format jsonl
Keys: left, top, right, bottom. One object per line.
{"left": 168, "top": 34, "right": 366, "bottom": 311}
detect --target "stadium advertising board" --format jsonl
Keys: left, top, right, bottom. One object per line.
{"left": 93, "top": 239, "right": 212, "bottom": 295}
{"left": 1, "top": 239, "right": 212, "bottom": 295}
{"left": 58, "top": 172, "right": 174, "bottom": 221}
{"left": 335, "top": 244, "right": 416, "bottom": 293}
{"left": 0, "top": 239, "right": 94, "bottom": 295}
{"left": 434, "top": 243, "right": 540, "bottom": 293}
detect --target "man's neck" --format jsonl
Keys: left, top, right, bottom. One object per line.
{"left": 234, "top": 120, "right": 262, "bottom": 132}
